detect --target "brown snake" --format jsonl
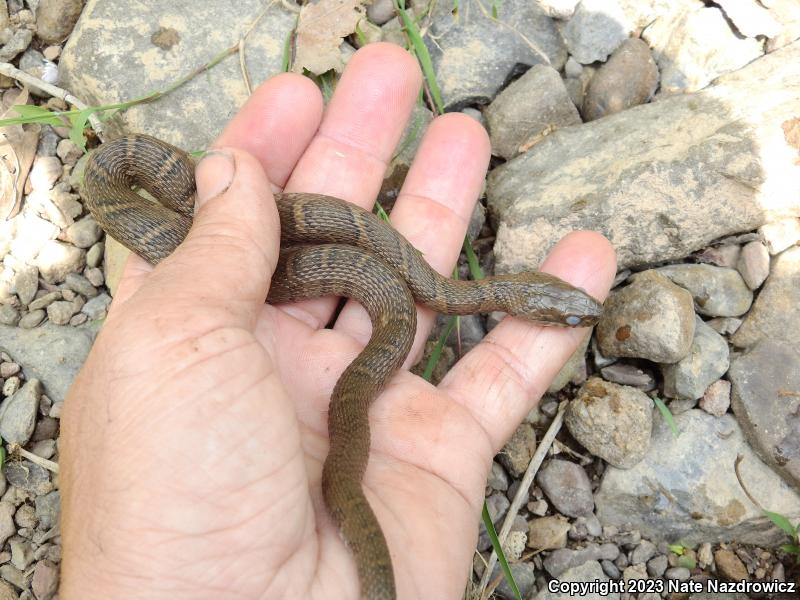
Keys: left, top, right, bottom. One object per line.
{"left": 82, "top": 134, "right": 603, "bottom": 599}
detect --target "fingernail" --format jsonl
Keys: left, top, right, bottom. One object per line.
{"left": 195, "top": 149, "right": 235, "bottom": 209}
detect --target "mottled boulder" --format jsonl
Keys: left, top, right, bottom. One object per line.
{"left": 488, "top": 41, "right": 800, "bottom": 273}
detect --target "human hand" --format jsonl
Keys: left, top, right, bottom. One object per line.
{"left": 60, "top": 43, "right": 616, "bottom": 599}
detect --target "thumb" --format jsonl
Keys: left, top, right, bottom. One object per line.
{"left": 151, "top": 147, "right": 280, "bottom": 328}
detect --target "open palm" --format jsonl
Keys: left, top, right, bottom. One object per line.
{"left": 60, "top": 43, "right": 615, "bottom": 599}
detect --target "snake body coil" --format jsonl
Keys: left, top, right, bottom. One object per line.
{"left": 82, "top": 135, "right": 602, "bottom": 599}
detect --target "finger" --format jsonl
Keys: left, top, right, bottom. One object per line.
{"left": 439, "top": 231, "right": 617, "bottom": 450}
{"left": 278, "top": 42, "right": 422, "bottom": 328}
{"left": 215, "top": 73, "right": 324, "bottom": 189}
{"left": 132, "top": 148, "right": 280, "bottom": 332}
{"left": 333, "top": 113, "right": 491, "bottom": 359}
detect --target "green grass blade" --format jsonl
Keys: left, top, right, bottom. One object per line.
{"left": 481, "top": 502, "right": 522, "bottom": 600}
{"left": 653, "top": 397, "right": 679, "bottom": 437}
{"left": 764, "top": 510, "right": 797, "bottom": 537}
{"left": 463, "top": 237, "right": 484, "bottom": 280}
{"left": 422, "top": 315, "right": 458, "bottom": 382}
{"left": 393, "top": 0, "right": 444, "bottom": 114}
{"left": 374, "top": 200, "right": 390, "bottom": 223}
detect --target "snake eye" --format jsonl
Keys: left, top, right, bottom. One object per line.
{"left": 565, "top": 315, "right": 582, "bottom": 326}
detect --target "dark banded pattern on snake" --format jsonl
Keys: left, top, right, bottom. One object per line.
{"left": 82, "top": 135, "right": 603, "bottom": 600}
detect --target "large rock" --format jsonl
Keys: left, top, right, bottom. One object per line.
{"left": 423, "top": 0, "right": 567, "bottom": 110}
{"left": 732, "top": 246, "right": 800, "bottom": 349}
{"left": 59, "top": 0, "right": 296, "bottom": 151}
{"left": 487, "top": 41, "right": 800, "bottom": 273}
{"left": 595, "top": 410, "right": 800, "bottom": 546}
{"left": 729, "top": 341, "right": 800, "bottom": 492}
{"left": 0, "top": 324, "right": 95, "bottom": 402}
{"left": 642, "top": 5, "right": 763, "bottom": 93}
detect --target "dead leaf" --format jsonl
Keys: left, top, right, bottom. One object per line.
{"left": 0, "top": 87, "right": 40, "bottom": 221}
{"left": 292, "top": 0, "right": 367, "bottom": 75}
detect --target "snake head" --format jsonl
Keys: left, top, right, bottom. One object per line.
{"left": 500, "top": 272, "right": 603, "bottom": 327}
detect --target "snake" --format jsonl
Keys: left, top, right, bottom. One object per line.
{"left": 82, "top": 134, "right": 603, "bottom": 600}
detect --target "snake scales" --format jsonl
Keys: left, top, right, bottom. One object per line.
{"left": 82, "top": 134, "right": 603, "bottom": 600}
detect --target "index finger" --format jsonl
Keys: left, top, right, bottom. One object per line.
{"left": 439, "top": 231, "right": 617, "bottom": 450}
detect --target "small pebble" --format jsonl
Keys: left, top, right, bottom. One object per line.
{"left": 2, "top": 376, "right": 20, "bottom": 397}
{"left": 664, "top": 566, "right": 691, "bottom": 580}
{"left": 0, "top": 363, "right": 20, "bottom": 378}
{"left": 736, "top": 240, "right": 770, "bottom": 289}
{"left": 700, "top": 379, "right": 731, "bottom": 416}
{"left": 646, "top": 554, "right": 668, "bottom": 577}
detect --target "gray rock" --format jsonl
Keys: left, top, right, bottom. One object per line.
{"left": 9, "top": 539, "right": 33, "bottom": 571}
{"left": 561, "top": 0, "right": 631, "bottom": 64}
{"left": 487, "top": 42, "right": 800, "bottom": 274}
{"left": 488, "top": 461, "right": 509, "bottom": 491}
{"left": 64, "top": 216, "right": 102, "bottom": 249}
{"left": 736, "top": 241, "right": 770, "bottom": 290}
{"left": 729, "top": 341, "right": 800, "bottom": 492}
{"left": 599, "top": 363, "right": 656, "bottom": 391}
{"left": 664, "top": 566, "right": 691, "bottom": 580}
{"left": 5, "top": 460, "right": 52, "bottom": 495}
{"left": 655, "top": 264, "right": 753, "bottom": 318}
{"left": 485, "top": 64, "right": 581, "bottom": 159}
{"left": 596, "top": 271, "right": 695, "bottom": 363}
{"left": 36, "top": 0, "right": 82, "bottom": 43}
{"left": 497, "top": 423, "right": 536, "bottom": 478}
{"left": 631, "top": 539, "right": 657, "bottom": 565}
{"left": 617, "top": 0, "right": 699, "bottom": 31}
{"left": 699, "top": 379, "right": 731, "bottom": 417}
{"left": 367, "top": 0, "right": 394, "bottom": 25}
{"left": 492, "top": 561, "right": 536, "bottom": 600}
{"left": 2, "top": 376, "right": 20, "bottom": 397}
{"left": 81, "top": 292, "right": 110, "bottom": 321}
{"left": 661, "top": 317, "right": 729, "bottom": 401}
{"left": 11, "top": 264, "right": 38, "bottom": 306}
{"left": 759, "top": 218, "right": 800, "bottom": 255}
{"left": 34, "top": 491, "right": 59, "bottom": 531}
{"left": 595, "top": 410, "right": 800, "bottom": 546}
{"left": 0, "top": 502, "right": 14, "bottom": 549}
{"left": 538, "top": 459, "right": 594, "bottom": 517}
{"left": 46, "top": 298, "right": 81, "bottom": 325}
{"left": 600, "top": 559, "right": 619, "bottom": 579}
{"left": 0, "top": 323, "right": 95, "bottom": 402}
{"left": 646, "top": 554, "right": 668, "bottom": 577}
{"left": 643, "top": 5, "right": 763, "bottom": 93}
{"left": 31, "top": 559, "right": 58, "bottom": 600}
{"left": 716, "top": 0, "right": 781, "bottom": 38}
{"left": 0, "top": 28, "right": 32, "bottom": 62}
{"left": 0, "top": 306, "right": 19, "bottom": 326}
{"left": 583, "top": 37, "right": 658, "bottom": 122}
{"left": 566, "top": 378, "right": 653, "bottom": 468}
{"left": 543, "top": 547, "right": 620, "bottom": 578}
{"left": 34, "top": 240, "right": 85, "bottom": 284}
{"left": 60, "top": 1, "right": 296, "bottom": 151}
{"left": 28, "top": 292, "right": 61, "bottom": 312}
{"left": 64, "top": 272, "right": 98, "bottom": 298}
{"left": 732, "top": 247, "right": 800, "bottom": 348}
{"left": 537, "top": 560, "right": 619, "bottom": 599}
{"left": 56, "top": 138, "right": 83, "bottom": 165}
{"left": 424, "top": 0, "right": 567, "bottom": 110}
{"left": 0, "top": 379, "right": 41, "bottom": 445}
{"left": 84, "top": 266, "right": 104, "bottom": 287}
{"left": 528, "top": 515, "right": 570, "bottom": 550}
{"left": 0, "top": 565, "right": 24, "bottom": 593}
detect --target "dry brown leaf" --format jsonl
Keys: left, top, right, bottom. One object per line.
{"left": 0, "top": 87, "right": 40, "bottom": 221}
{"left": 292, "top": 0, "right": 368, "bottom": 75}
